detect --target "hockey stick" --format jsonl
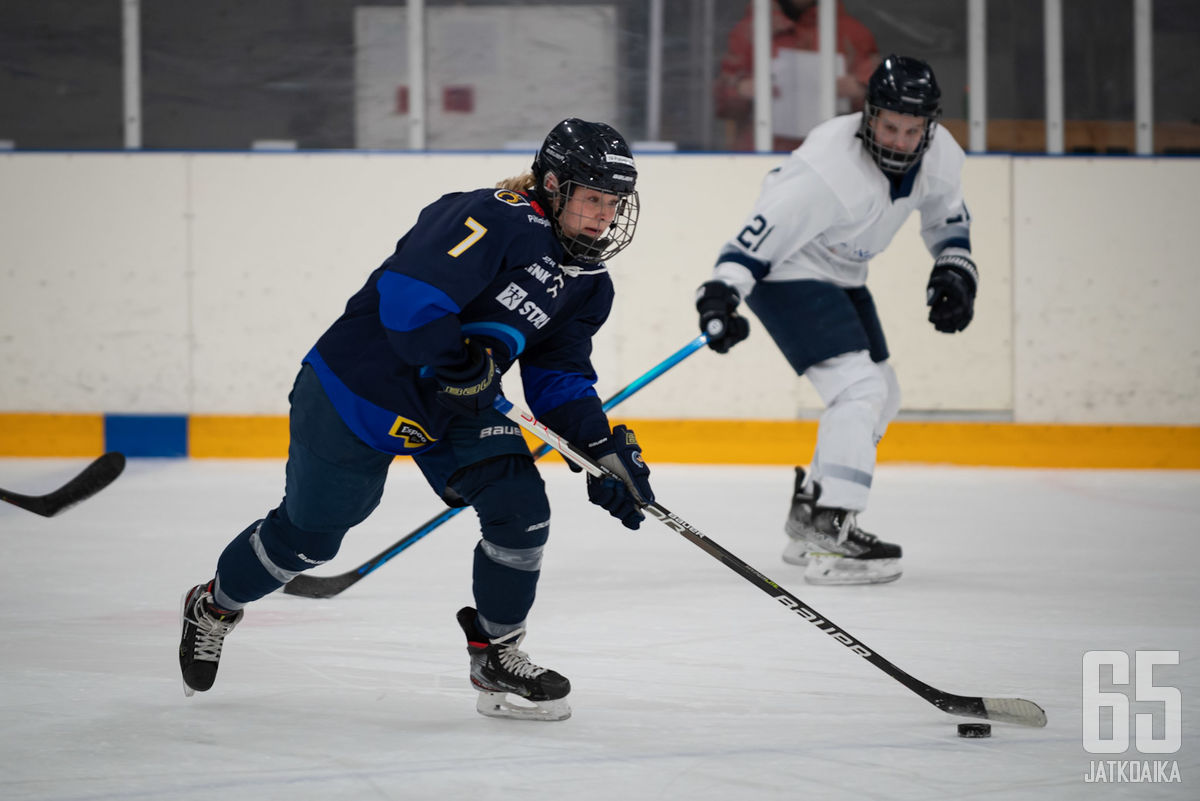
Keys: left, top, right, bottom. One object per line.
{"left": 0, "top": 451, "right": 126, "bottom": 518}
{"left": 283, "top": 334, "right": 710, "bottom": 599}
{"left": 495, "top": 397, "right": 1049, "bottom": 728}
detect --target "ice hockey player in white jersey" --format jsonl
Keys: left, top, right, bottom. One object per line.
{"left": 695, "top": 55, "right": 977, "bottom": 585}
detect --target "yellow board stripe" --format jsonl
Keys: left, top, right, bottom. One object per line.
{"left": 610, "top": 420, "right": 1200, "bottom": 470}
{"left": 2, "top": 414, "right": 1198, "bottom": 469}
{"left": 0, "top": 414, "right": 105, "bottom": 457}
{"left": 188, "top": 415, "right": 290, "bottom": 458}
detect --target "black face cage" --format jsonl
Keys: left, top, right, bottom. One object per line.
{"left": 552, "top": 180, "right": 640, "bottom": 265}
{"left": 858, "top": 103, "right": 939, "bottom": 175}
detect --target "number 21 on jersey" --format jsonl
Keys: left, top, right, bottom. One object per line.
{"left": 736, "top": 214, "right": 773, "bottom": 252}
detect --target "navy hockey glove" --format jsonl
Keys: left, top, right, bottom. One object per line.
{"left": 926, "top": 252, "right": 978, "bottom": 333}
{"left": 696, "top": 280, "right": 750, "bottom": 354}
{"left": 584, "top": 425, "right": 654, "bottom": 530}
{"left": 434, "top": 337, "right": 499, "bottom": 416}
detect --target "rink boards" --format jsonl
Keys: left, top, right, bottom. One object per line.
{"left": 1, "top": 412, "right": 1197, "bottom": 468}
{"left": 1, "top": 152, "right": 1198, "bottom": 466}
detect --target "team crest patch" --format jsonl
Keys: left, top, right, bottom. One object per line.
{"left": 493, "top": 190, "right": 530, "bottom": 207}
{"left": 388, "top": 415, "right": 436, "bottom": 449}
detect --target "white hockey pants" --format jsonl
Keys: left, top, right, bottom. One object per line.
{"left": 805, "top": 351, "right": 900, "bottom": 512}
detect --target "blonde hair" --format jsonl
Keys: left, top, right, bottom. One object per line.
{"left": 495, "top": 171, "right": 537, "bottom": 192}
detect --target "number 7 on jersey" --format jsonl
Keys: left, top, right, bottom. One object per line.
{"left": 448, "top": 217, "right": 488, "bottom": 257}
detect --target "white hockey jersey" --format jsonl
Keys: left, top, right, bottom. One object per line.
{"left": 711, "top": 113, "right": 971, "bottom": 298}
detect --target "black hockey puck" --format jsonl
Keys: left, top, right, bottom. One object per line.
{"left": 957, "top": 723, "right": 992, "bottom": 738}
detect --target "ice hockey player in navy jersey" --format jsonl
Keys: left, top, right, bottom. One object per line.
{"left": 179, "top": 118, "right": 653, "bottom": 721}
{"left": 696, "top": 55, "right": 977, "bottom": 586}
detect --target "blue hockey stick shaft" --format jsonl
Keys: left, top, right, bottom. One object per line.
{"left": 282, "top": 334, "right": 708, "bottom": 598}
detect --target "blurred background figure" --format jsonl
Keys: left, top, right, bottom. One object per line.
{"left": 716, "top": 0, "right": 879, "bottom": 152}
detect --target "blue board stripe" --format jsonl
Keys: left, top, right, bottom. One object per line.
{"left": 105, "top": 414, "right": 189, "bottom": 457}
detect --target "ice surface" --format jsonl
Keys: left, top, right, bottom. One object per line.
{"left": 1, "top": 458, "right": 1197, "bottom": 800}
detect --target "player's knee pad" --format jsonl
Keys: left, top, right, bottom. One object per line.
{"left": 214, "top": 506, "right": 346, "bottom": 606}
{"left": 807, "top": 351, "right": 890, "bottom": 417}
{"left": 233, "top": 505, "right": 345, "bottom": 580}
{"left": 451, "top": 456, "right": 550, "bottom": 630}
{"left": 258, "top": 504, "right": 346, "bottom": 569}
{"left": 453, "top": 455, "right": 550, "bottom": 565}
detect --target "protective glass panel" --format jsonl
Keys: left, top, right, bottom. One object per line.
{"left": 1, "top": 0, "right": 1197, "bottom": 154}
{"left": 1154, "top": 0, "right": 1200, "bottom": 154}
{"left": 0, "top": 3, "right": 123, "bottom": 149}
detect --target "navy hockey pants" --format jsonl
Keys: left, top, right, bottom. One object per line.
{"left": 212, "top": 365, "right": 549, "bottom": 638}
{"left": 746, "top": 280, "right": 888, "bottom": 374}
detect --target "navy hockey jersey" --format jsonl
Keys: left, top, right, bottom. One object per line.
{"left": 304, "top": 187, "right": 615, "bottom": 456}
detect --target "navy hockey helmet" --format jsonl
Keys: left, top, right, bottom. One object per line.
{"left": 858, "top": 55, "right": 942, "bottom": 175}
{"left": 532, "top": 118, "right": 640, "bottom": 264}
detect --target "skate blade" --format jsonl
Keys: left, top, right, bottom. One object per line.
{"left": 803, "top": 555, "right": 902, "bottom": 586}
{"left": 475, "top": 691, "right": 571, "bottom": 722}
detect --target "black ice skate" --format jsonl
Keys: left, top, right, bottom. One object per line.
{"left": 179, "top": 581, "right": 243, "bottom": 697}
{"left": 456, "top": 606, "right": 571, "bottom": 721}
{"left": 803, "top": 506, "right": 903, "bottom": 585}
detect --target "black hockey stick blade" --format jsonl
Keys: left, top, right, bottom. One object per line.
{"left": 281, "top": 570, "right": 360, "bottom": 600}
{"left": 497, "top": 398, "right": 1049, "bottom": 729}
{"left": 644, "top": 503, "right": 1047, "bottom": 727}
{"left": 0, "top": 451, "right": 126, "bottom": 517}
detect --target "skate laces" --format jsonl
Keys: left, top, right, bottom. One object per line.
{"left": 833, "top": 511, "right": 854, "bottom": 545}
{"left": 186, "top": 590, "right": 240, "bottom": 663}
{"left": 836, "top": 512, "right": 879, "bottom": 547}
{"left": 492, "top": 630, "right": 548, "bottom": 679}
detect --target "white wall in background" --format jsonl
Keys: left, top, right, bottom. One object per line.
{"left": 1, "top": 152, "right": 1196, "bottom": 425}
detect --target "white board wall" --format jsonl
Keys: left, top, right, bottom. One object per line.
{"left": 1012, "top": 158, "right": 1200, "bottom": 424}
{"left": 0, "top": 151, "right": 1196, "bottom": 425}
{"left": 0, "top": 154, "right": 191, "bottom": 413}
